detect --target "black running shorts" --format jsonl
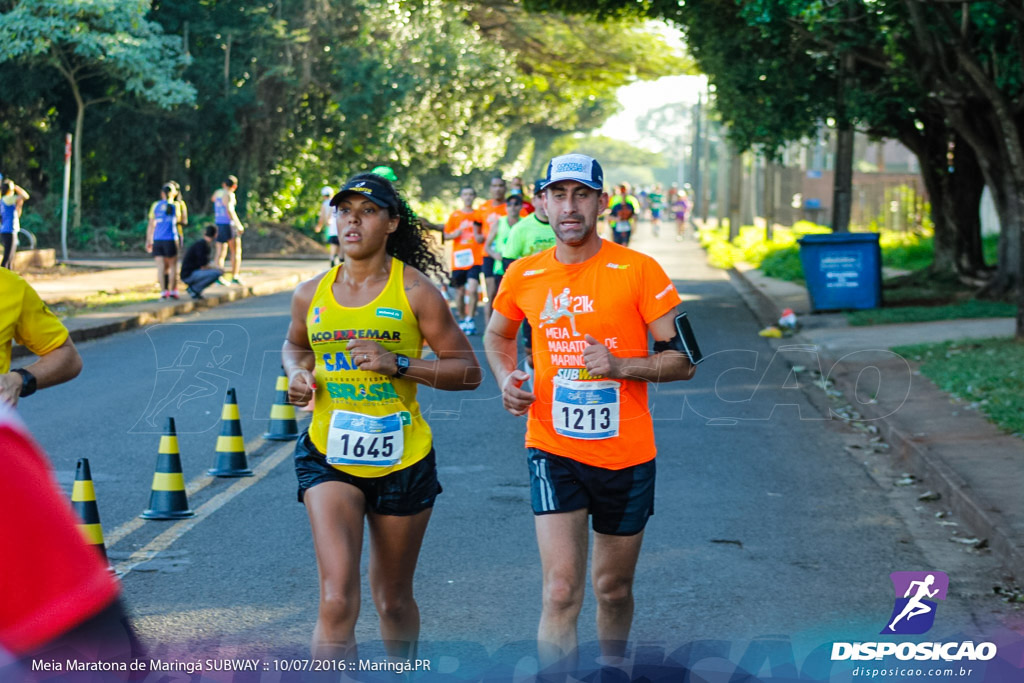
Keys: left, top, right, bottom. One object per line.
{"left": 527, "top": 447, "right": 655, "bottom": 536}
{"left": 294, "top": 432, "right": 441, "bottom": 515}
{"left": 151, "top": 240, "right": 178, "bottom": 257}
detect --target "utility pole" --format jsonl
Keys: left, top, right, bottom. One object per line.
{"left": 764, "top": 160, "right": 777, "bottom": 242}
{"left": 690, "top": 94, "right": 704, "bottom": 220}
{"left": 728, "top": 146, "right": 743, "bottom": 240}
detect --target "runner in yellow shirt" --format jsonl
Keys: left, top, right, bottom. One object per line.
{"left": 282, "top": 172, "right": 481, "bottom": 660}
{"left": 0, "top": 269, "right": 83, "bottom": 405}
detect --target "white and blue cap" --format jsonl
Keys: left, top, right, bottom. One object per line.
{"left": 540, "top": 153, "right": 604, "bottom": 191}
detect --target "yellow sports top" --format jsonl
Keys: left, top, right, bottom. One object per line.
{"left": 306, "top": 259, "right": 432, "bottom": 477}
{"left": 1, "top": 269, "right": 69, "bottom": 374}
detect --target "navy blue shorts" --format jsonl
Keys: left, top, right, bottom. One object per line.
{"left": 450, "top": 265, "right": 482, "bottom": 288}
{"left": 294, "top": 432, "right": 441, "bottom": 515}
{"left": 215, "top": 223, "right": 233, "bottom": 243}
{"left": 527, "top": 448, "right": 655, "bottom": 536}
{"left": 151, "top": 240, "right": 178, "bottom": 257}
{"left": 327, "top": 236, "right": 340, "bottom": 246}
{"left": 482, "top": 256, "right": 497, "bottom": 279}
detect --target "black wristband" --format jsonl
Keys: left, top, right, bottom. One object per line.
{"left": 393, "top": 353, "right": 411, "bottom": 377}
{"left": 14, "top": 368, "right": 37, "bottom": 398}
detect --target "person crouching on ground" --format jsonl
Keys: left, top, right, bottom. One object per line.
{"left": 282, "top": 172, "right": 481, "bottom": 660}
{"left": 180, "top": 226, "right": 224, "bottom": 300}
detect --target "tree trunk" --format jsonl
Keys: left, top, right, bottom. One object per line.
{"left": 832, "top": 124, "right": 854, "bottom": 233}
{"left": 948, "top": 134, "right": 988, "bottom": 278}
{"left": 903, "top": 124, "right": 987, "bottom": 281}
{"left": 946, "top": 102, "right": 1023, "bottom": 305}
{"left": 832, "top": 46, "right": 856, "bottom": 233}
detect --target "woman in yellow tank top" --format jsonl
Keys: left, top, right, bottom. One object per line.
{"left": 282, "top": 173, "right": 481, "bottom": 660}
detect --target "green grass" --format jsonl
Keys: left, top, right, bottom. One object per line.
{"left": 49, "top": 289, "right": 164, "bottom": 319}
{"left": 894, "top": 338, "right": 1024, "bottom": 436}
{"left": 847, "top": 300, "right": 1016, "bottom": 326}
{"left": 701, "top": 225, "right": 999, "bottom": 283}
{"left": 701, "top": 225, "right": 1010, "bottom": 323}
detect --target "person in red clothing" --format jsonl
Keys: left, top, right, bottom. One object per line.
{"left": 484, "top": 153, "right": 695, "bottom": 670}
{"left": 0, "top": 405, "right": 139, "bottom": 673}
{"left": 510, "top": 176, "right": 535, "bottom": 215}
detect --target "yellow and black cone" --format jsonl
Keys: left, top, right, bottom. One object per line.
{"left": 208, "top": 387, "right": 253, "bottom": 477}
{"left": 263, "top": 371, "right": 299, "bottom": 441}
{"left": 72, "top": 458, "right": 109, "bottom": 562}
{"left": 141, "top": 417, "right": 195, "bottom": 519}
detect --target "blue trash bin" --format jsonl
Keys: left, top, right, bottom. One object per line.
{"left": 798, "top": 232, "right": 882, "bottom": 311}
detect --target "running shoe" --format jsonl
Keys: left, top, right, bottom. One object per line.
{"left": 215, "top": 277, "right": 228, "bottom": 285}
{"left": 186, "top": 286, "right": 203, "bottom": 300}
{"left": 463, "top": 317, "right": 477, "bottom": 336}
{"left": 231, "top": 278, "right": 244, "bottom": 285}
{"left": 160, "top": 290, "right": 169, "bottom": 300}
{"left": 168, "top": 290, "right": 179, "bottom": 299}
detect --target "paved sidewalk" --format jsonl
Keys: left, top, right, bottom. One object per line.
{"left": 728, "top": 259, "right": 1023, "bottom": 578}
{"left": 14, "top": 257, "right": 328, "bottom": 360}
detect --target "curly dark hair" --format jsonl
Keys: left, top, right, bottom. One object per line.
{"left": 343, "top": 172, "right": 448, "bottom": 282}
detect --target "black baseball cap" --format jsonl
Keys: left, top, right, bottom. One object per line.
{"left": 331, "top": 175, "right": 398, "bottom": 211}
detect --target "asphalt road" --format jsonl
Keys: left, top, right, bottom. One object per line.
{"left": 17, "top": 234, "right": 1017, "bottom": 678}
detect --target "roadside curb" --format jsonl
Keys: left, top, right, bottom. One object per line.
{"left": 729, "top": 264, "right": 1024, "bottom": 579}
{"left": 834, "top": 361, "right": 1024, "bottom": 578}
{"left": 14, "top": 270, "right": 321, "bottom": 361}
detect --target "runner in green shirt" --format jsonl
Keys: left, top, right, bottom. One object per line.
{"left": 502, "top": 181, "right": 555, "bottom": 261}
{"left": 485, "top": 193, "right": 524, "bottom": 286}
{"left": 497, "top": 181, "right": 555, "bottom": 363}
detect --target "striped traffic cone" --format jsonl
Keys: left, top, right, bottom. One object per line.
{"left": 208, "top": 387, "right": 253, "bottom": 477}
{"left": 140, "top": 417, "right": 195, "bottom": 519}
{"left": 263, "top": 371, "right": 299, "bottom": 441}
{"left": 72, "top": 458, "right": 109, "bottom": 562}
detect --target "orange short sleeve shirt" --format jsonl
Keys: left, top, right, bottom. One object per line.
{"left": 445, "top": 208, "right": 484, "bottom": 270}
{"left": 492, "top": 239, "right": 681, "bottom": 469}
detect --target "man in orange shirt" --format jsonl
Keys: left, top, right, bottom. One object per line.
{"left": 474, "top": 175, "right": 507, "bottom": 324}
{"left": 444, "top": 186, "right": 483, "bottom": 334}
{"left": 484, "top": 153, "right": 695, "bottom": 670}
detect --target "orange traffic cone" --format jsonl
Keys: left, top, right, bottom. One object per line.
{"left": 208, "top": 388, "right": 253, "bottom": 477}
{"left": 264, "top": 371, "right": 299, "bottom": 441}
{"left": 72, "top": 458, "right": 109, "bottom": 562}
{"left": 141, "top": 417, "right": 195, "bottom": 519}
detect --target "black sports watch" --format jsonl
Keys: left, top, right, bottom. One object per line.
{"left": 393, "top": 353, "right": 411, "bottom": 378}
{"left": 13, "top": 368, "right": 37, "bottom": 398}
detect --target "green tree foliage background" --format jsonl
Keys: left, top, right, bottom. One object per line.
{"left": 0, "top": 0, "right": 688, "bottom": 246}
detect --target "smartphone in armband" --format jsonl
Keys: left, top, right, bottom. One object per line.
{"left": 674, "top": 312, "right": 704, "bottom": 365}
